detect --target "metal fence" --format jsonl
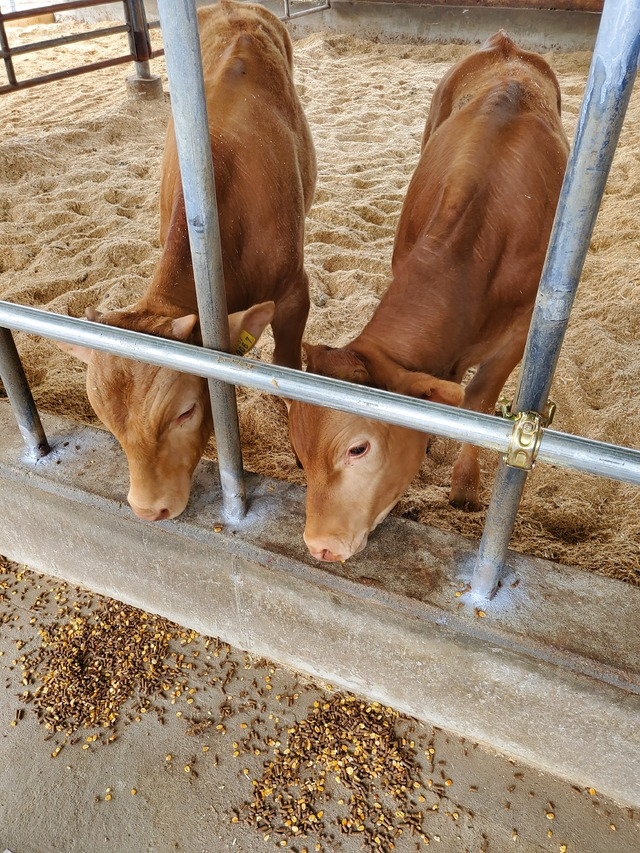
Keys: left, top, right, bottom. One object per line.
{"left": 281, "top": 0, "right": 331, "bottom": 19}
{"left": 0, "top": 0, "right": 162, "bottom": 94}
{"left": 0, "top": 0, "right": 329, "bottom": 94}
{"left": 0, "top": 0, "right": 639, "bottom": 600}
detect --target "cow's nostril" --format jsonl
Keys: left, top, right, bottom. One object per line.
{"left": 316, "top": 548, "right": 342, "bottom": 562}
{"left": 130, "top": 502, "right": 172, "bottom": 522}
{"left": 309, "top": 548, "right": 330, "bottom": 562}
{"left": 306, "top": 538, "right": 346, "bottom": 563}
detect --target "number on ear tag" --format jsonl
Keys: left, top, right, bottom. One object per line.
{"left": 236, "top": 330, "right": 256, "bottom": 356}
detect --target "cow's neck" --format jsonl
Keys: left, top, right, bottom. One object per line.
{"left": 138, "top": 251, "right": 198, "bottom": 319}
{"left": 350, "top": 265, "right": 467, "bottom": 385}
{"left": 137, "top": 191, "right": 199, "bottom": 319}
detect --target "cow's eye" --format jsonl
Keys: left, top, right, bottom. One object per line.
{"left": 348, "top": 442, "right": 369, "bottom": 458}
{"left": 177, "top": 404, "right": 196, "bottom": 425}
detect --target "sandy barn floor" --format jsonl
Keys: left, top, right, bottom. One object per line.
{"left": 0, "top": 20, "right": 639, "bottom": 585}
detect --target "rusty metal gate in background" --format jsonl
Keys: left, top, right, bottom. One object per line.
{"left": 0, "top": 0, "right": 162, "bottom": 94}
{"left": 0, "top": 0, "right": 331, "bottom": 95}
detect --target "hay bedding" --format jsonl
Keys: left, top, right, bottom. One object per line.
{"left": 0, "top": 22, "right": 638, "bottom": 585}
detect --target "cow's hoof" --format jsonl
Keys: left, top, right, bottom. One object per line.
{"left": 449, "top": 492, "right": 482, "bottom": 512}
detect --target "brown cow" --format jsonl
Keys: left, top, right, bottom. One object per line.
{"left": 289, "top": 31, "right": 568, "bottom": 563}
{"left": 59, "top": 1, "right": 316, "bottom": 521}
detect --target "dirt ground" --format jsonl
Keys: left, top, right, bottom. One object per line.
{"left": 0, "top": 21, "right": 638, "bottom": 584}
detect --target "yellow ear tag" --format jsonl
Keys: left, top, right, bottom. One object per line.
{"left": 235, "top": 329, "right": 256, "bottom": 356}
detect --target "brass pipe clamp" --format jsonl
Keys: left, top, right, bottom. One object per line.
{"left": 496, "top": 397, "right": 557, "bottom": 471}
{"left": 505, "top": 411, "right": 544, "bottom": 471}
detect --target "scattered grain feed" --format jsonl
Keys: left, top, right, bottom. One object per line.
{"left": 0, "top": 557, "right": 446, "bottom": 850}
{"left": 3, "top": 557, "right": 636, "bottom": 850}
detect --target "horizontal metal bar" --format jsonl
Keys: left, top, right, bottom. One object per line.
{"left": 0, "top": 303, "right": 512, "bottom": 452}
{"left": 0, "top": 0, "right": 121, "bottom": 23}
{"left": 1, "top": 302, "right": 639, "bottom": 486}
{"left": 281, "top": 2, "right": 331, "bottom": 20}
{"left": 0, "top": 24, "right": 128, "bottom": 59}
{"left": 0, "top": 52, "right": 134, "bottom": 93}
{"left": 280, "top": 0, "right": 331, "bottom": 21}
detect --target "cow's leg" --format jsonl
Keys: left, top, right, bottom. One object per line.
{"left": 271, "top": 270, "right": 310, "bottom": 370}
{"left": 449, "top": 336, "right": 526, "bottom": 511}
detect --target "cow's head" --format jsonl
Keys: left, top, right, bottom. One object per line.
{"left": 288, "top": 343, "right": 463, "bottom": 562}
{"left": 58, "top": 301, "right": 274, "bottom": 521}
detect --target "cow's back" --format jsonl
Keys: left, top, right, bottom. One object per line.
{"left": 422, "top": 31, "right": 562, "bottom": 145}
{"left": 159, "top": 1, "right": 316, "bottom": 308}
{"left": 385, "top": 32, "right": 568, "bottom": 375}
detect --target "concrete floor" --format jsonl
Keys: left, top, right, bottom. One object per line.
{"left": 1, "top": 559, "right": 638, "bottom": 853}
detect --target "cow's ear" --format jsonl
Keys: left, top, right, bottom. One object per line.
{"left": 302, "top": 342, "right": 330, "bottom": 373}
{"left": 228, "top": 301, "right": 275, "bottom": 355}
{"left": 303, "top": 343, "right": 371, "bottom": 385}
{"left": 85, "top": 306, "right": 104, "bottom": 323}
{"left": 392, "top": 369, "right": 464, "bottom": 407}
{"left": 55, "top": 306, "right": 106, "bottom": 362}
{"left": 302, "top": 342, "right": 331, "bottom": 373}
{"left": 171, "top": 314, "right": 199, "bottom": 342}
{"left": 55, "top": 339, "right": 93, "bottom": 364}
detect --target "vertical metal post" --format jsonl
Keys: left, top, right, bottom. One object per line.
{"left": 155, "top": 0, "right": 246, "bottom": 521}
{"left": 0, "top": 14, "right": 18, "bottom": 88}
{"left": 0, "top": 327, "right": 50, "bottom": 458}
{"left": 473, "top": 0, "right": 640, "bottom": 598}
{"left": 124, "top": 0, "right": 152, "bottom": 79}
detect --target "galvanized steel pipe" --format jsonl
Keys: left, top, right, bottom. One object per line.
{"left": 473, "top": 0, "right": 640, "bottom": 598}
{"left": 156, "top": 0, "right": 246, "bottom": 521}
{"left": 125, "top": 0, "right": 152, "bottom": 79}
{"left": 0, "top": 326, "right": 50, "bottom": 458}
{"left": 1, "top": 303, "right": 640, "bottom": 488}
